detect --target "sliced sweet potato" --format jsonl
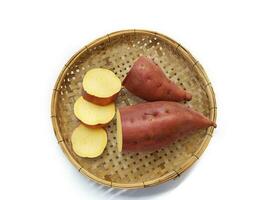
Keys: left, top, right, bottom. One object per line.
{"left": 74, "top": 96, "right": 115, "bottom": 127}
{"left": 82, "top": 68, "right": 121, "bottom": 105}
{"left": 71, "top": 124, "right": 107, "bottom": 158}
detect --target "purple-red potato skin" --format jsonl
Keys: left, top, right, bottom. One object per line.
{"left": 119, "top": 101, "right": 216, "bottom": 152}
{"left": 82, "top": 89, "right": 118, "bottom": 106}
{"left": 123, "top": 56, "right": 192, "bottom": 102}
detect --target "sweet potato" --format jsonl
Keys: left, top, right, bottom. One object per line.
{"left": 74, "top": 96, "right": 115, "bottom": 127}
{"left": 123, "top": 56, "right": 192, "bottom": 102}
{"left": 71, "top": 124, "right": 107, "bottom": 158}
{"left": 82, "top": 68, "right": 121, "bottom": 105}
{"left": 117, "top": 101, "right": 216, "bottom": 152}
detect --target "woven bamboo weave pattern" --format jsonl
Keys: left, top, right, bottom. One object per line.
{"left": 51, "top": 30, "right": 216, "bottom": 189}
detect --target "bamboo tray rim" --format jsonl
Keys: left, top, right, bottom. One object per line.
{"left": 51, "top": 29, "right": 217, "bottom": 189}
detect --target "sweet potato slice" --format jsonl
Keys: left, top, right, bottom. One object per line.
{"left": 71, "top": 124, "right": 107, "bottom": 158}
{"left": 82, "top": 68, "right": 121, "bottom": 105}
{"left": 117, "top": 101, "right": 216, "bottom": 152}
{"left": 74, "top": 96, "right": 115, "bottom": 127}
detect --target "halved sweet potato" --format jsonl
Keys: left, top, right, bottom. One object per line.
{"left": 117, "top": 101, "right": 216, "bottom": 152}
{"left": 71, "top": 124, "right": 107, "bottom": 158}
{"left": 82, "top": 68, "right": 121, "bottom": 105}
{"left": 74, "top": 96, "right": 115, "bottom": 127}
{"left": 116, "top": 109, "right": 123, "bottom": 152}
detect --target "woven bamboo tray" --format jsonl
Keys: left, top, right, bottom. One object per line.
{"left": 51, "top": 29, "right": 217, "bottom": 189}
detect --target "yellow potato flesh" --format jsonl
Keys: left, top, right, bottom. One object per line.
{"left": 116, "top": 109, "right": 123, "bottom": 152}
{"left": 83, "top": 68, "right": 121, "bottom": 98}
{"left": 71, "top": 124, "right": 107, "bottom": 158}
{"left": 74, "top": 97, "right": 115, "bottom": 125}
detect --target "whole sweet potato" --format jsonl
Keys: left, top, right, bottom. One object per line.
{"left": 116, "top": 101, "right": 216, "bottom": 152}
{"left": 123, "top": 56, "right": 192, "bottom": 102}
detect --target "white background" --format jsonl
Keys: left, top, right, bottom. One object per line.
{"left": 0, "top": 0, "right": 263, "bottom": 199}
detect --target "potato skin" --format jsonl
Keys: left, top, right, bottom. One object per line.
{"left": 119, "top": 101, "right": 216, "bottom": 152}
{"left": 123, "top": 56, "right": 192, "bottom": 102}
{"left": 82, "top": 89, "right": 118, "bottom": 106}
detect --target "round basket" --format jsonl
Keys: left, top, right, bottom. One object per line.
{"left": 51, "top": 29, "right": 217, "bottom": 189}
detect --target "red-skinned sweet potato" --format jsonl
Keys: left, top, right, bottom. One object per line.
{"left": 123, "top": 56, "right": 192, "bottom": 102}
{"left": 116, "top": 101, "right": 216, "bottom": 152}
